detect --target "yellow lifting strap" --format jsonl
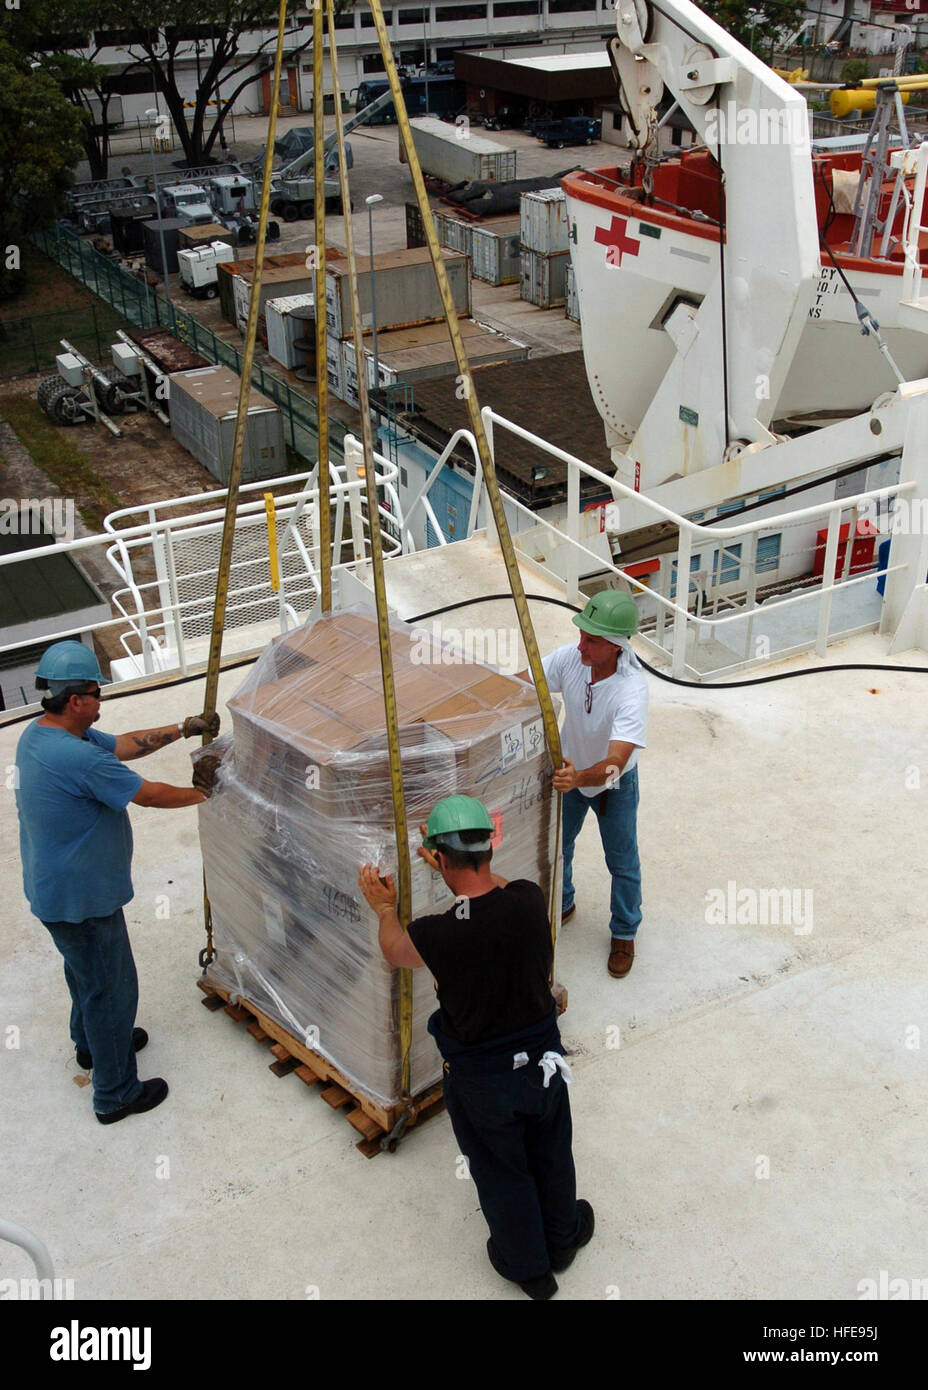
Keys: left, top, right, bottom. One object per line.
{"left": 198, "top": 0, "right": 290, "bottom": 967}
{"left": 313, "top": 0, "right": 333, "bottom": 615}
{"left": 365, "top": 0, "right": 564, "bottom": 956}
{"left": 327, "top": 0, "right": 415, "bottom": 1101}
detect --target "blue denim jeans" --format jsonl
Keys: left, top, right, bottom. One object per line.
{"left": 442, "top": 1060, "right": 579, "bottom": 1282}
{"left": 561, "top": 765, "right": 642, "bottom": 939}
{"left": 42, "top": 909, "right": 142, "bottom": 1115}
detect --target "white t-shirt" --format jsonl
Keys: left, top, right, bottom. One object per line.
{"left": 540, "top": 641, "right": 648, "bottom": 797}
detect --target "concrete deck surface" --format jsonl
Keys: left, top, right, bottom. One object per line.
{"left": 2, "top": 568, "right": 926, "bottom": 1302}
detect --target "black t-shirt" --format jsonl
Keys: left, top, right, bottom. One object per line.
{"left": 407, "top": 879, "right": 553, "bottom": 1045}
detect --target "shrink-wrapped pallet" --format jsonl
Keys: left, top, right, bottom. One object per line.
{"left": 197, "top": 607, "right": 558, "bottom": 1107}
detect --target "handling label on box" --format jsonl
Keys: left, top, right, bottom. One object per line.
{"left": 500, "top": 723, "right": 524, "bottom": 769}
{"left": 522, "top": 717, "right": 544, "bottom": 760}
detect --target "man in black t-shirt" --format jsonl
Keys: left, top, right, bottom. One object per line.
{"left": 358, "top": 794, "right": 593, "bottom": 1300}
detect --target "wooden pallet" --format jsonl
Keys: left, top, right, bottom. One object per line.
{"left": 199, "top": 976, "right": 569, "bottom": 1156}
{"left": 197, "top": 977, "right": 446, "bottom": 1157}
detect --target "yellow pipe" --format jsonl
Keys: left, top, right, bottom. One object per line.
{"left": 830, "top": 87, "right": 912, "bottom": 119}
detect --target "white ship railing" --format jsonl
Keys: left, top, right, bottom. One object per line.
{"left": 1, "top": 405, "right": 925, "bottom": 710}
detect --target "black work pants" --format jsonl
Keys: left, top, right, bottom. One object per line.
{"left": 442, "top": 1058, "right": 580, "bottom": 1282}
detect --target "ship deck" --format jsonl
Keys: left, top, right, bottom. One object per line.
{"left": 1, "top": 589, "right": 926, "bottom": 1302}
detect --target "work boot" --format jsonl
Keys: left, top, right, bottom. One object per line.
{"left": 96, "top": 1078, "right": 168, "bottom": 1125}
{"left": 487, "top": 1239, "right": 557, "bottom": 1300}
{"left": 549, "top": 1200, "right": 595, "bottom": 1272}
{"left": 561, "top": 904, "right": 576, "bottom": 924}
{"left": 76, "top": 1027, "right": 148, "bottom": 1072}
{"left": 608, "top": 939, "right": 634, "bottom": 977}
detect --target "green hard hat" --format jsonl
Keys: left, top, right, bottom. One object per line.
{"left": 422, "top": 795, "right": 494, "bottom": 850}
{"left": 572, "top": 590, "right": 638, "bottom": 640}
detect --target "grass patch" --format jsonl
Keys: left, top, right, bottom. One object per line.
{"left": 0, "top": 245, "right": 97, "bottom": 321}
{"left": 0, "top": 396, "right": 121, "bottom": 531}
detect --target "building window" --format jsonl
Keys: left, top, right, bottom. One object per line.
{"left": 164, "top": 25, "right": 220, "bottom": 42}
{"left": 756, "top": 534, "right": 782, "bottom": 574}
{"left": 494, "top": 0, "right": 538, "bottom": 12}
{"left": 715, "top": 543, "right": 742, "bottom": 586}
{"left": 333, "top": 10, "right": 356, "bottom": 27}
{"left": 548, "top": 0, "right": 595, "bottom": 11}
{"left": 93, "top": 30, "right": 152, "bottom": 46}
{"left": 361, "top": 10, "right": 393, "bottom": 25}
{"left": 363, "top": 53, "right": 387, "bottom": 72}
{"left": 759, "top": 485, "right": 786, "bottom": 503}
{"left": 669, "top": 552, "right": 700, "bottom": 600}
{"left": 400, "top": 467, "right": 408, "bottom": 489}
{"left": 399, "top": 8, "right": 427, "bottom": 22}
{"left": 440, "top": 4, "right": 486, "bottom": 19}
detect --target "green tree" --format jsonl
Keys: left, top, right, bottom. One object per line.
{"left": 0, "top": 38, "right": 83, "bottom": 300}
{"left": 109, "top": 2, "right": 318, "bottom": 168}
{"left": 698, "top": 1, "right": 806, "bottom": 56}
{"left": 3, "top": 0, "right": 138, "bottom": 182}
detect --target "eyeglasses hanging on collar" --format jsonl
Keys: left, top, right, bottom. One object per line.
{"left": 584, "top": 682, "right": 593, "bottom": 714}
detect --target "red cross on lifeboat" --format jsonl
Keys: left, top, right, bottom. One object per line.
{"left": 595, "top": 216, "right": 640, "bottom": 268}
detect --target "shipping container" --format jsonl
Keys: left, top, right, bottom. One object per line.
{"left": 325, "top": 247, "right": 470, "bottom": 340}
{"left": 265, "top": 294, "right": 316, "bottom": 371}
{"left": 168, "top": 366, "right": 287, "bottom": 484}
{"left": 433, "top": 210, "right": 474, "bottom": 258}
{"left": 346, "top": 319, "right": 528, "bottom": 401}
{"left": 326, "top": 334, "right": 345, "bottom": 401}
{"left": 471, "top": 217, "right": 522, "bottom": 285}
{"left": 565, "top": 263, "right": 580, "bottom": 324}
{"left": 227, "top": 249, "right": 346, "bottom": 335}
{"left": 405, "top": 201, "right": 426, "bottom": 249}
{"left": 217, "top": 258, "right": 253, "bottom": 324}
{"left": 520, "top": 248, "right": 570, "bottom": 308}
{"left": 520, "top": 188, "right": 570, "bottom": 256}
{"left": 408, "top": 117, "right": 517, "bottom": 185}
{"left": 142, "top": 218, "right": 187, "bottom": 275}
{"left": 110, "top": 203, "right": 157, "bottom": 256}
{"left": 178, "top": 222, "right": 236, "bottom": 251}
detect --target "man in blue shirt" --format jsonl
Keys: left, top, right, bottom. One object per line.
{"left": 15, "top": 641, "right": 218, "bottom": 1124}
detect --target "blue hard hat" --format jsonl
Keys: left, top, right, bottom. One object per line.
{"left": 35, "top": 641, "right": 105, "bottom": 694}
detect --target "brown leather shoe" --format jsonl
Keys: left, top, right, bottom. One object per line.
{"left": 561, "top": 904, "right": 576, "bottom": 924}
{"left": 608, "top": 939, "right": 634, "bottom": 977}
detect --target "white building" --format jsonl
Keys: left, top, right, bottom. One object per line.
{"left": 73, "top": 4, "right": 618, "bottom": 128}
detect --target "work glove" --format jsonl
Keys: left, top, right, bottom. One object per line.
{"left": 192, "top": 754, "right": 223, "bottom": 799}
{"left": 182, "top": 712, "right": 220, "bottom": 739}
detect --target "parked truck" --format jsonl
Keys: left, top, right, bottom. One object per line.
{"left": 159, "top": 184, "right": 214, "bottom": 223}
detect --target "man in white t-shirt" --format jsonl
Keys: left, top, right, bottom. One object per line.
{"left": 528, "top": 592, "right": 648, "bottom": 977}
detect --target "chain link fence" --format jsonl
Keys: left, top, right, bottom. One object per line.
{"left": 0, "top": 302, "right": 132, "bottom": 380}
{"left": 19, "top": 225, "right": 344, "bottom": 467}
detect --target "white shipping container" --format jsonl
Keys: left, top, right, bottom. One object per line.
{"left": 326, "top": 334, "right": 345, "bottom": 401}
{"left": 520, "top": 249, "right": 570, "bottom": 308}
{"left": 520, "top": 188, "right": 570, "bottom": 255}
{"left": 434, "top": 211, "right": 473, "bottom": 258}
{"left": 325, "top": 247, "right": 470, "bottom": 339}
{"left": 265, "top": 293, "right": 315, "bottom": 370}
{"left": 409, "top": 117, "right": 517, "bottom": 186}
{"left": 565, "top": 263, "right": 580, "bottom": 323}
{"left": 471, "top": 218, "right": 522, "bottom": 286}
{"left": 232, "top": 273, "right": 251, "bottom": 333}
{"left": 168, "top": 366, "right": 285, "bottom": 484}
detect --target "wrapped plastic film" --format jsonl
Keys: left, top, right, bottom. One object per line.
{"left": 195, "top": 606, "right": 558, "bottom": 1108}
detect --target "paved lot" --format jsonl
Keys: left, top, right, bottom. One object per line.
{"left": 95, "top": 110, "right": 628, "bottom": 359}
